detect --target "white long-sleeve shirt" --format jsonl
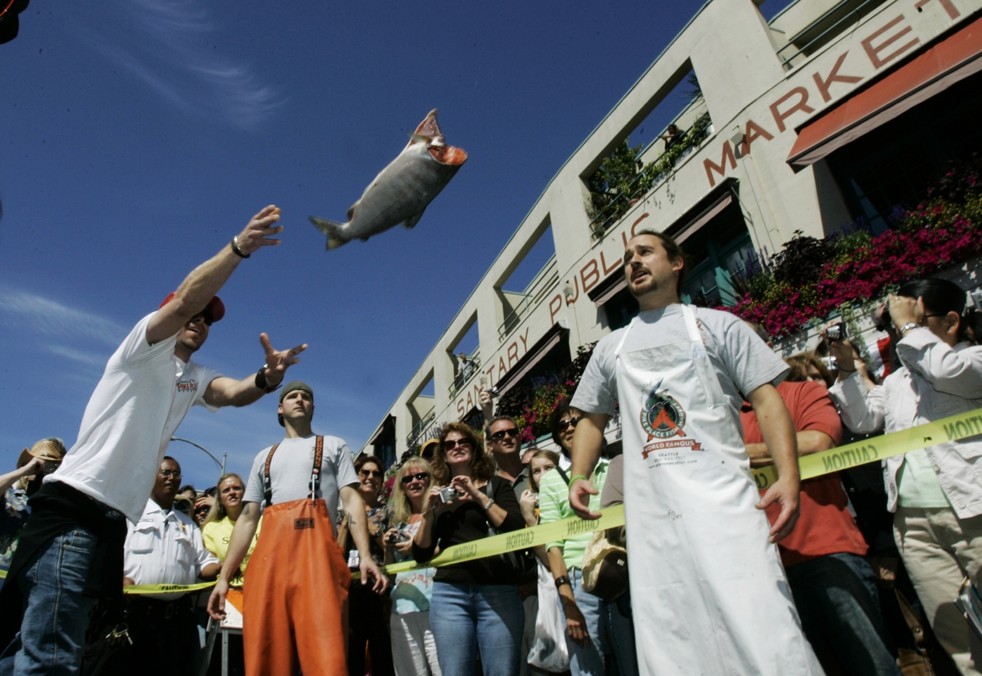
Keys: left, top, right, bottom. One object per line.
{"left": 829, "top": 326, "right": 982, "bottom": 517}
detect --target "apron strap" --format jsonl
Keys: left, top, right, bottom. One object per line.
{"left": 262, "top": 436, "right": 325, "bottom": 506}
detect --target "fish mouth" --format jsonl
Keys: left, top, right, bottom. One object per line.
{"left": 429, "top": 145, "right": 468, "bottom": 166}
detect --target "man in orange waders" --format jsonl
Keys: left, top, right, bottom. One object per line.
{"left": 207, "top": 381, "right": 388, "bottom": 675}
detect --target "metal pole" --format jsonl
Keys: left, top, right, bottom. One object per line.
{"left": 169, "top": 437, "right": 225, "bottom": 475}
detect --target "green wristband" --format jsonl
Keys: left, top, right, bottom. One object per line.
{"left": 569, "top": 473, "right": 588, "bottom": 484}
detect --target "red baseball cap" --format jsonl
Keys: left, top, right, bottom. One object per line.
{"left": 159, "top": 292, "right": 226, "bottom": 325}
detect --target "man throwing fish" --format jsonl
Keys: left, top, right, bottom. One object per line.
{"left": 0, "top": 205, "right": 306, "bottom": 675}
{"left": 567, "top": 230, "right": 822, "bottom": 674}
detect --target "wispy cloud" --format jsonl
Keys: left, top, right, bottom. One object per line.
{"left": 0, "top": 287, "right": 126, "bottom": 346}
{"left": 68, "top": 0, "right": 281, "bottom": 130}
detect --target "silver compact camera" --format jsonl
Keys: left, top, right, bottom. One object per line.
{"left": 825, "top": 321, "right": 846, "bottom": 341}
{"left": 438, "top": 486, "right": 459, "bottom": 504}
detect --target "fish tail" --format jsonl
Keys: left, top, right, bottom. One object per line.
{"left": 309, "top": 216, "right": 348, "bottom": 250}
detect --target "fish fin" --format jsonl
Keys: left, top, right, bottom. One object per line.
{"left": 309, "top": 216, "right": 348, "bottom": 250}
{"left": 403, "top": 208, "right": 426, "bottom": 230}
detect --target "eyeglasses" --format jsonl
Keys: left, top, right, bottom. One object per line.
{"left": 159, "top": 469, "right": 182, "bottom": 478}
{"left": 558, "top": 416, "right": 582, "bottom": 431}
{"left": 400, "top": 472, "right": 430, "bottom": 486}
{"left": 489, "top": 428, "right": 519, "bottom": 442}
{"left": 359, "top": 469, "right": 382, "bottom": 478}
{"left": 443, "top": 438, "right": 472, "bottom": 451}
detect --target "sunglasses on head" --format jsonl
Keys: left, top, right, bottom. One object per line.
{"left": 443, "top": 438, "right": 472, "bottom": 451}
{"left": 489, "top": 428, "right": 519, "bottom": 442}
{"left": 400, "top": 472, "right": 430, "bottom": 486}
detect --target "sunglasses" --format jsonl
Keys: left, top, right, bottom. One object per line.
{"left": 194, "top": 505, "right": 211, "bottom": 515}
{"left": 559, "top": 416, "right": 582, "bottom": 431}
{"left": 489, "top": 428, "right": 519, "bottom": 442}
{"left": 359, "top": 469, "right": 382, "bottom": 478}
{"left": 400, "top": 472, "right": 430, "bottom": 486}
{"left": 443, "top": 438, "right": 473, "bottom": 451}
{"left": 159, "top": 469, "right": 182, "bottom": 479}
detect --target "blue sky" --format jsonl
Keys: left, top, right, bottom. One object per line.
{"left": 1, "top": 0, "right": 707, "bottom": 489}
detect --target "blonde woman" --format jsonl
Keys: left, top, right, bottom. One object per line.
{"left": 202, "top": 473, "right": 260, "bottom": 592}
{"left": 385, "top": 458, "right": 442, "bottom": 675}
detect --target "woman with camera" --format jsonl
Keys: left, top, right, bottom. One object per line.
{"left": 385, "top": 458, "right": 442, "bottom": 675}
{"left": 829, "top": 278, "right": 982, "bottom": 673}
{"left": 412, "top": 422, "right": 526, "bottom": 676}
{"left": 342, "top": 454, "right": 394, "bottom": 676}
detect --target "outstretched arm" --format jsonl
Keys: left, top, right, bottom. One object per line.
{"left": 204, "top": 333, "right": 308, "bottom": 408}
{"left": 147, "top": 205, "right": 283, "bottom": 345}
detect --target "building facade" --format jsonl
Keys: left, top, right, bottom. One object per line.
{"left": 363, "top": 0, "right": 982, "bottom": 460}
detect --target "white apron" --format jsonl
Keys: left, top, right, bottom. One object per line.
{"left": 615, "top": 306, "right": 821, "bottom": 675}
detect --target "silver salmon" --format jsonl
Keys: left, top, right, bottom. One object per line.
{"left": 310, "top": 109, "right": 468, "bottom": 249}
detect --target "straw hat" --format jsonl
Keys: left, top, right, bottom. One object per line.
{"left": 17, "top": 438, "right": 67, "bottom": 469}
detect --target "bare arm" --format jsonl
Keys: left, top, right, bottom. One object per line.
{"left": 0, "top": 457, "right": 44, "bottom": 495}
{"left": 568, "top": 412, "right": 609, "bottom": 519}
{"left": 546, "top": 546, "right": 589, "bottom": 643}
{"left": 203, "top": 333, "right": 308, "bottom": 408}
{"left": 207, "top": 501, "right": 261, "bottom": 619}
{"left": 746, "top": 430, "right": 836, "bottom": 466}
{"left": 340, "top": 486, "right": 389, "bottom": 593}
{"left": 747, "top": 384, "right": 800, "bottom": 542}
{"left": 147, "top": 205, "right": 283, "bottom": 345}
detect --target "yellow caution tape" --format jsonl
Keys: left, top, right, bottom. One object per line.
{"left": 6, "top": 408, "right": 980, "bottom": 587}
{"left": 751, "top": 407, "right": 982, "bottom": 489}
{"left": 375, "top": 407, "right": 982, "bottom": 577}
{"left": 124, "top": 581, "right": 216, "bottom": 595}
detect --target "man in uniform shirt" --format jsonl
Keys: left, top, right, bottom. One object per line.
{"left": 117, "top": 457, "right": 220, "bottom": 673}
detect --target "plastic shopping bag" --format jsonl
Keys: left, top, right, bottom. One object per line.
{"left": 527, "top": 560, "right": 570, "bottom": 672}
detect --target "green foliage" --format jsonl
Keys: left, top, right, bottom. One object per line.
{"left": 494, "top": 342, "right": 596, "bottom": 443}
{"left": 587, "top": 113, "right": 712, "bottom": 239}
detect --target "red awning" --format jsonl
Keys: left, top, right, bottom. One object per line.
{"left": 788, "top": 16, "right": 982, "bottom": 169}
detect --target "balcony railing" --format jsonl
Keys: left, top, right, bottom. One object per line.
{"left": 497, "top": 258, "right": 560, "bottom": 342}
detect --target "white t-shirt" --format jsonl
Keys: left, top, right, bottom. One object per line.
{"left": 572, "top": 305, "right": 788, "bottom": 424}
{"left": 123, "top": 498, "right": 219, "bottom": 598}
{"left": 243, "top": 435, "right": 359, "bottom": 530}
{"left": 48, "top": 312, "right": 219, "bottom": 523}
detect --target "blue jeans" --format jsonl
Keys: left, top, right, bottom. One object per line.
{"left": 605, "top": 591, "right": 640, "bottom": 676}
{"left": 430, "top": 582, "right": 522, "bottom": 676}
{"left": 0, "top": 527, "right": 98, "bottom": 676}
{"left": 562, "top": 568, "right": 639, "bottom": 676}
{"left": 786, "top": 552, "right": 900, "bottom": 676}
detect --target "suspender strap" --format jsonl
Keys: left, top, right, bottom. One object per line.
{"left": 263, "top": 443, "right": 280, "bottom": 507}
{"left": 309, "top": 435, "right": 324, "bottom": 501}
{"left": 262, "top": 436, "right": 325, "bottom": 506}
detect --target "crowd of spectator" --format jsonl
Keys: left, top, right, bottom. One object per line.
{"left": 2, "top": 264, "right": 981, "bottom": 675}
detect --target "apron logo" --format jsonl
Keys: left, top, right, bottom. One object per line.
{"left": 640, "top": 389, "right": 703, "bottom": 457}
{"left": 294, "top": 518, "right": 315, "bottom": 530}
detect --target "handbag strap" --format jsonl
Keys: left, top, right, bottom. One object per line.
{"left": 895, "top": 588, "right": 928, "bottom": 652}
{"left": 555, "top": 465, "right": 571, "bottom": 486}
